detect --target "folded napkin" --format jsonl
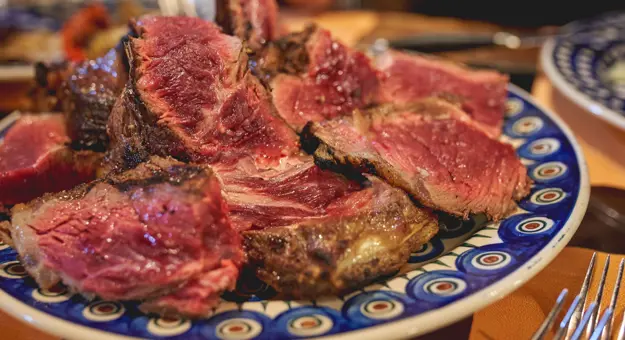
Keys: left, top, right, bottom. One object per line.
{"left": 470, "top": 247, "right": 625, "bottom": 340}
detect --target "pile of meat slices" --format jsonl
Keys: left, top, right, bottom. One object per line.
{"left": 0, "top": 0, "right": 532, "bottom": 317}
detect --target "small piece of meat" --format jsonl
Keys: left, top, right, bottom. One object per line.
{"left": 107, "top": 16, "right": 300, "bottom": 171}
{"left": 302, "top": 98, "right": 531, "bottom": 220}
{"left": 375, "top": 50, "right": 509, "bottom": 137}
{"left": 244, "top": 176, "right": 438, "bottom": 298}
{"left": 216, "top": 0, "right": 280, "bottom": 51}
{"left": 260, "top": 25, "right": 382, "bottom": 131}
{"left": 5, "top": 156, "right": 242, "bottom": 317}
{"left": 0, "top": 113, "right": 102, "bottom": 206}
{"left": 214, "top": 155, "right": 363, "bottom": 231}
{"left": 35, "top": 47, "right": 124, "bottom": 151}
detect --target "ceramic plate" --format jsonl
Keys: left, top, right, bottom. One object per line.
{"left": 0, "top": 85, "right": 589, "bottom": 339}
{"left": 541, "top": 11, "right": 625, "bottom": 130}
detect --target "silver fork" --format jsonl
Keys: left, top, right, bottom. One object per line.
{"left": 531, "top": 252, "right": 625, "bottom": 340}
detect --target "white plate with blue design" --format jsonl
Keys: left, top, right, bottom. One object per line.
{"left": 0, "top": 84, "right": 589, "bottom": 339}
{"left": 541, "top": 11, "right": 625, "bottom": 130}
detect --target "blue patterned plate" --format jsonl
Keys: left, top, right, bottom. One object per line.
{"left": 0, "top": 84, "right": 589, "bottom": 339}
{"left": 541, "top": 11, "right": 625, "bottom": 130}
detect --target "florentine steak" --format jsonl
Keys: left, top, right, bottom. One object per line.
{"left": 35, "top": 47, "right": 124, "bottom": 151}
{"left": 302, "top": 98, "right": 532, "bottom": 220}
{"left": 216, "top": 0, "right": 281, "bottom": 51}
{"left": 4, "top": 157, "right": 242, "bottom": 316}
{"left": 244, "top": 175, "right": 438, "bottom": 298}
{"left": 375, "top": 50, "right": 509, "bottom": 138}
{"left": 259, "top": 25, "right": 382, "bottom": 131}
{"left": 106, "top": 16, "right": 439, "bottom": 297}
{"left": 0, "top": 113, "right": 101, "bottom": 206}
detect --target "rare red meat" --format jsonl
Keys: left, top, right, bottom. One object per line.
{"left": 108, "top": 16, "right": 299, "bottom": 170}
{"left": 303, "top": 98, "right": 531, "bottom": 220}
{"left": 4, "top": 157, "right": 242, "bottom": 316}
{"left": 0, "top": 113, "right": 101, "bottom": 206}
{"left": 263, "top": 26, "right": 382, "bottom": 131}
{"left": 216, "top": 0, "right": 280, "bottom": 51}
{"left": 214, "top": 155, "right": 362, "bottom": 231}
{"left": 375, "top": 51, "right": 509, "bottom": 137}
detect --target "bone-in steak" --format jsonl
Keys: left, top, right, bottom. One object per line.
{"left": 260, "top": 25, "right": 382, "bottom": 131}
{"left": 244, "top": 176, "right": 438, "bottom": 298}
{"left": 303, "top": 98, "right": 532, "bottom": 220}
{"left": 375, "top": 51, "right": 509, "bottom": 137}
{"left": 0, "top": 113, "right": 101, "bottom": 206}
{"left": 4, "top": 156, "right": 242, "bottom": 316}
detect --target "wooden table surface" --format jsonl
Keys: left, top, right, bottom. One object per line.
{"left": 3, "top": 10, "right": 625, "bottom": 340}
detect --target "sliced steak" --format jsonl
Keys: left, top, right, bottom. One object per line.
{"left": 375, "top": 51, "right": 509, "bottom": 137}
{"left": 0, "top": 113, "right": 101, "bottom": 206}
{"left": 302, "top": 98, "right": 531, "bottom": 220}
{"left": 107, "top": 16, "right": 299, "bottom": 171}
{"left": 35, "top": 47, "right": 124, "bottom": 151}
{"left": 5, "top": 156, "right": 242, "bottom": 316}
{"left": 216, "top": 0, "right": 280, "bottom": 51}
{"left": 244, "top": 176, "right": 438, "bottom": 298}
{"left": 214, "top": 155, "right": 363, "bottom": 231}
{"left": 259, "top": 25, "right": 382, "bottom": 131}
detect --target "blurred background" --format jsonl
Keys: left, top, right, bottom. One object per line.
{"left": 0, "top": 0, "right": 624, "bottom": 114}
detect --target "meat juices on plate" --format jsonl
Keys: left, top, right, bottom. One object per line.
{"left": 1, "top": 157, "right": 242, "bottom": 316}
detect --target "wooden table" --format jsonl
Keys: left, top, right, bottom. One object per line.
{"left": 4, "top": 10, "right": 625, "bottom": 340}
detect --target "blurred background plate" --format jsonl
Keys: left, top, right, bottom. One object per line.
{"left": 541, "top": 11, "right": 625, "bottom": 130}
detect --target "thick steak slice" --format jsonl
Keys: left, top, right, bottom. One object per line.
{"left": 216, "top": 0, "right": 280, "bottom": 51}
{"left": 35, "top": 48, "right": 124, "bottom": 151}
{"left": 214, "top": 155, "right": 362, "bottom": 231}
{"left": 0, "top": 113, "right": 101, "bottom": 206}
{"left": 244, "top": 176, "right": 438, "bottom": 298}
{"left": 375, "top": 51, "right": 508, "bottom": 138}
{"left": 107, "top": 16, "right": 299, "bottom": 170}
{"left": 302, "top": 98, "right": 531, "bottom": 220}
{"left": 260, "top": 25, "right": 382, "bottom": 131}
{"left": 5, "top": 156, "right": 242, "bottom": 316}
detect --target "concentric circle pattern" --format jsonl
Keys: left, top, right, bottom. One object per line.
{"left": 0, "top": 86, "right": 584, "bottom": 339}
{"left": 549, "top": 12, "right": 625, "bottom": 119}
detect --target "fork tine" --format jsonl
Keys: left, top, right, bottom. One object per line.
{"left": 586, "top": 255, "right": 611, "bottom": 338}
{"left": 571, "top": 301, "right": 598, "bottom": 340}
{"left": 590, "top": 308, "right": 614, "bottom": 340}
{"left": 602, "top": 259, "right": 624, "bottom": 340}
{"left": 554, "top": 295, "right": 583, "bottom": 340}
{"left": 566, "top": 252, "right": 597, "bottom": 339}
{"left": 531, "top": 289, "right": 568, "bottom": 340}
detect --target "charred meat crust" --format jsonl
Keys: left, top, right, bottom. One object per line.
{"left": 243, "top": 202, "right": 439, "bottom": 298}
{"left": 255, "top": 24, "right": 315, "bottom": 78}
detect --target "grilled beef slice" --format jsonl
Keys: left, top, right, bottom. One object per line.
{"left": 258, "top": 25, "right": 382, "bottom": 131}
{"left": 4, "top": 156, "right": 242, "bottom": 316}
{"left": 35, "top": 47, "right": 124, "bottom": 151}
{"left": 0, "top": 113, "right": 102, "bottom": 206}
{"left": 302, "top": 98, "right": 532, "bottom": 220}
{"left": 375, "top": 50, "right": 509, "bottom": 138}
{"left": 216, "top": 0, "right": 280, "bottom": 51}
{"left": 107, "top": 16, "right": 299, "bottom": 171}
{"left": 243, "top": 176, "right": 438, "bottom": 298}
